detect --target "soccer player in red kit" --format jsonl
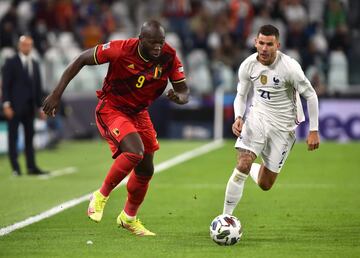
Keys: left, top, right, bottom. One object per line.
{"left": 42, "top": 20, "right": 189, "bottom": 236}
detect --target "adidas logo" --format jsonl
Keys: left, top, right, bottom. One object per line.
{"left": 128, "top": 64, "right": 135, "bottom": 69}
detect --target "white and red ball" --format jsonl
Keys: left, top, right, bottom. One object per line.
{"left": 209, "top": 214, "right": 243, "bottom": 246}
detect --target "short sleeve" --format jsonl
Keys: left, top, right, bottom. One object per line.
{"left": 169, "top": 54, "right": 186, "bottom": 83}
{"left": 94, "top": 41, "right": 121, "bottom": 65}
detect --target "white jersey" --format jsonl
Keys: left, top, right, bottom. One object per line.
{"left": 236, "top": 51, "right": 316, "bottom": 131}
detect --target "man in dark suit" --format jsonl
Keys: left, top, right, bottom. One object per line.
{"left": 1, "top": 35, "right": 47, "bottom": 176}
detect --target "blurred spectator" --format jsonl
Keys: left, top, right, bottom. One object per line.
{"left": 203, "top": 0, "right": 228, "bottom": 17}
{"left": 306, "top": 65, "right": 327, "bottom": 96}
{"left": 301, "top": 34, "right": 327, "bottom": 73}
{"left": 211, "top": 61, "right": 235, "bottom": 92}
{"left": 100, "top": 3, "right": 117, "bottom": 37}
{"left": 229, "top": 0, "right": 254, "bottom": 46}
{"left": 0, "top": 3, "right": 18, "bottom": 48}
{"left": 29, "top": 18, "right": 49, "bottom": 56}
{"left": 324, "top": 0, "right": 347, "bottom": 37}
{"left": 282, "top": 0, "right": 308, "bottom": 25}
{"left": 53, "top": 0, "right": 75, "bottom": 32}
{"left": 17, "top": 1, "right": 33, "bottom": 33}
{"left": 0, "top": 0, "right": 358, "bottom": 103}
{"left": 187, "top": 49, "right": 213, "bottom": 95}
{"left": 246, "top": 6, "right": 286, "bottom": 48}
{"left": 81, "top": 16, "right": 104, "bottom": 48}
{"left": 286, "top": 21, "right": 308, "bottom": 53}
{"left": 188, "top": 2, "right": 211, "bottom": 53}
{"left": 329, "top": 24, "right": 350, "bottom": 55}
{"left": 209, "top": 10, "right": 241, "bottom": 69}
{"left": 163, "top": 0, "right": 192, "bottom": 51}
{"left": 306, "top": 0, "right": 327, "bottom": 24}
{"left": 33, "top": 0, "right": 57, "bottom": 31}
{"left": 132, "top": 0, "right": 163, "bottom": 30}
{"left": 327, "top": 49, "right": 349, "bottom": 93}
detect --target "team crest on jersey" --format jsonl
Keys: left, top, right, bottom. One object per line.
{"left": 260, "top": 75, "right": 267, "bottom": 85}
{"left": 102, "top": 42, "right": 110, "bottom": 50}
{"left": 153, "top": 65, "right": 162, "bottom": 79}
{"left": 112, "top": 128, "right": 120, "bottom": 137}
{"left": 273, "top": 76, "right": 280, "bottom": 85}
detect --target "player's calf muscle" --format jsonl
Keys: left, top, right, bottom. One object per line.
{"left": 258, "top": 168, "right": 277, "bottom": 191}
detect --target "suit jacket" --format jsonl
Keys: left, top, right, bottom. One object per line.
{"left": 1, "top": 54, "right": 43, "bottom": 114}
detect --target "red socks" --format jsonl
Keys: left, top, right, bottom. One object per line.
{"left": 99, "top": 152, "right": 143, "bottom": 197}
{"left": 124, "top": 172, "right": 152, "bottom": 216}
{"left": 99, "top": 151, "right": 152, "bottom": 217}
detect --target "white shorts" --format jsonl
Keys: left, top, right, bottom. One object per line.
{"left": 235, "top": 112, "right": 296, "bottom": 173}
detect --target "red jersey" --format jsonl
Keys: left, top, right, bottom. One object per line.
{"left": 94, "top": 38, "right": 186, "bottom": 114}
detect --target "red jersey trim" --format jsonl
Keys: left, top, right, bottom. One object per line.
{"left": 93, "top": 45, "right": 99, "bottom": 65}
{"left": 171, "top": 78, "right": 186, "bottom": 84}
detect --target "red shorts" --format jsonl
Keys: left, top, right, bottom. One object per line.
{"left": 95, "top": 100, "right": 159, "bottom": 158}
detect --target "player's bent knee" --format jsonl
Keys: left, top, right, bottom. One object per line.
{"left": 236, "top": 161, "right": 252, "bottom": 173}
{"left": 258, "top": 179, "right": 274, "bottom": 191}
{"left": 134, "top": 158, "right": 154, "bottom": 177}
{"left": 258, "top": 181, "right": 273, "bottom": 191}
{"left": 123, "top": 152, "right": 144, "bottom": 165}
{"left": 236, "top": 152, "right": 255, "bottom": 173}
{"left": 135, "top": 167, "right": 154, "bottom": 177}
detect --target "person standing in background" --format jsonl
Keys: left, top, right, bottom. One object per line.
{"left": 1, "top": 35, "right": 47, "bottom": 176}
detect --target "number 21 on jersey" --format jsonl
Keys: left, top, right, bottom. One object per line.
{"left": 260, "top": 90, "right": 271, "bottom": 100}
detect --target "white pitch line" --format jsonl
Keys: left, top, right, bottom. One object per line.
{"left": 0, "top": 140, "right": 224, "bottom": 237}
{"left": 0, "top": 194, "right": 91, "bottom": 237}
{"left": 38, "top": 167, "right": 78, "bottom": 180}
{"left": 154, "top": 139, "right": 224, "bottom": 173}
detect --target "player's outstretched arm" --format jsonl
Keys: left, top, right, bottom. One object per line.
{"left": 306, "top": 131, "right": 320, "bottom": 151}
{"left": 303, "top": 92, "right": 320, "bottom": 151}
{"left": 166, "top": 81, "right": 189, "bottom": 105}
{"left": 42, "top": 48, "right": 97, "bottom": 117}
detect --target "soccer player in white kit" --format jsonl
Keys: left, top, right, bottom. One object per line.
{"left": 223, "top": 24, "right": 320, "bottom": 215}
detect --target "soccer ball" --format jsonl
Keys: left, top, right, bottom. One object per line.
{"left": 209, "top": 214, "right": 242, "bottom": 246}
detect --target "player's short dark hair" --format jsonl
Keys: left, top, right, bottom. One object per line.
{"left": 140, "top": 20, "right": 164, "bottom": 37}
{"left": 257, "top": 25, "right": 279, "bottom": 40}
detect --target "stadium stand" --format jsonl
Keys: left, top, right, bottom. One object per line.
{"left": 0, "top": 0, "right": 359, "bottom": 144}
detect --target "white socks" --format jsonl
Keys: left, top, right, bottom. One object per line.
{"left": 249, "top": 163, "right": 261, "bottom": 185}
{"left": 223, "top": 163, "right": 261, "bottom": 215}
{"left": 223, "top": 168, "right": 248, "bottom": 215}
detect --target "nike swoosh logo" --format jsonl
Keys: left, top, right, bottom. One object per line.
{"left": 250, "top": 76, "right": 256, "bottom": 80}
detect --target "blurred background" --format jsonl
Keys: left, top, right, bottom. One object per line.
{"left": 0, "top": 0, "right": 359, "bottom": 154}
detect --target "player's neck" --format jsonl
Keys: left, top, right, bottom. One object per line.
{"left": 138, "top": 45, "right": 150, "bottom": 62}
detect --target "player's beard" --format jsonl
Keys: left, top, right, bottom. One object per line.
{"left": 258, "top": 51, "right": 275, "bottom": 65}
{"left": 142, "top": 47, "right": 161, "bottom": 61}
{"left": 150, "top": 48, "right": 161, "bottom": 59}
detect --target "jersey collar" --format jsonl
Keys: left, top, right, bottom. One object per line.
{"left": 270, "top": 51, "right": 280, "bottom": 67}
{"left": 137, "top": 45, "right": 149, "bottom": 62}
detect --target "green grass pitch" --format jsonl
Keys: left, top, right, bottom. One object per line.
{"left": 0, "top": 140, "right": 359, "bottom": 258}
